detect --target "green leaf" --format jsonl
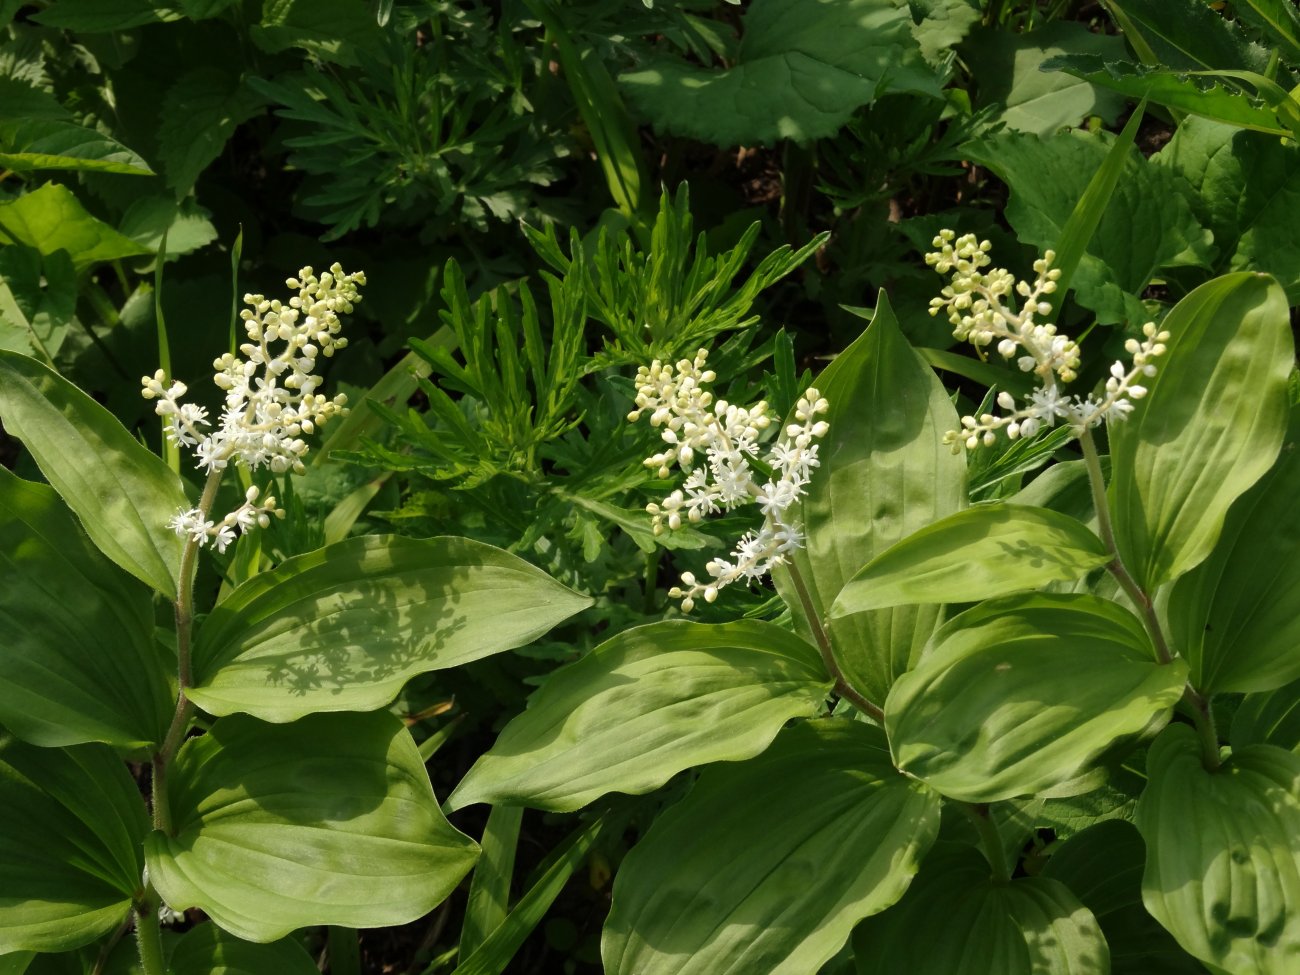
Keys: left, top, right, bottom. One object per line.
{"left": 250, "top": 0, "right": 383, "bottom": 67}
{"left": 0, "top": 351, "right": 186, "bottom": 599}
{"left": 854, "top": 845, "right": 1110, "bottom": 974}
{"left": 32, "top": 0, "right": 182, "bottom": 31}
{"left": 964, "top": 21, "right": 1127, "bottom": 137}
{"left": 1109, "top": 272, "right": 1293, "bottom": 592}
{"left": 447, "top": 619, "right": 831, "bottom": 813}
{"left": 1099, "top": 0, "right": 1270, "bottom": 72}
{"left": 603, "top": 719, "right": 941, "bottom": 975}
{"left": 619, "top": 0, "right": 932, "bottom": 147}
{"left": 145, "top": 711, "right": 479, "bottom": 942}
{"left": 1233, "top": 0, "right": 1300, "bottom": 62}
{"left": 1042, "top": 820, "right": 1205, "bottom": 975}
{"left": 1167, "top": 405, "right": 1300, "bottom": 694}
{"left": 0, "top": 738, "right": 147, "bottom": 954}
{"left": 965, "top": 129, "right": 1210, "bottom": 324}
{"left": 1232, "top": 679, "right": 1300, "bottom": 753}
{"left": 775, "top": 291, "right": 965, "bottom": 703}
{"left": 885, "top": 593, "right": 1187, "bottom": 802}
{"left": 1156, "top": 116, "right": 1300, "bottom": 300}
{"left": 0, "top": 954, "right": 32, "bottom": 975}
{"left": 190, "top": 534, "right": 590, "bottom": 722}
{"left": 459, "top": 805, "right": 522, "bottom": 961}
{"left": 0, "top": 245, "right": 76, "bottom": 359}
{"left": 0, "top": 119, "right": 153, "bottom": 175}
{"left": 0, "top": 468, "right": 170, "bottom": 748}
{"left": 830, "top": 503, "right": 1109, "bottom": 615}
{"left": 0, "top": 184, "right": 151, "bottom": 269}
{"left": 170, "top": 924, "right": 318, "bottom": 975}
{"left": 157, "top": 68, "right": 264, "bottom": 196}
{"left": 1136, "top": 723, "right": 1300, "bottom": 974}
{"left": 119, "top": 197, "right": 217, "bottom": 260}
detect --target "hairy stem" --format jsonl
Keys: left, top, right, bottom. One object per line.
{"left": 134, "top": 895, "right": 165, "bottom": 975}
{"left": 784, "top": 560, "right": 885, "bottom": 723}
{"left": 1184, "top": 686, "right": 1223, "bottom": 772}
{"left": 961, "top": 802, "right": 1011, "bottom": 884}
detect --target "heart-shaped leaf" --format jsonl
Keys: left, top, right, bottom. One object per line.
{"left": 447, "top": 619, "right": 831, "bottom": 813}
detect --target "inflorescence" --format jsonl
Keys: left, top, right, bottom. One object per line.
{"left": 926, "top": 230, "right": 1168, "bottom": 451}
{"left": 629, "top": 349, "right": 830, "bottom": 611}
{"left": 142, "top": 263, "right": 365, "bottom": 552}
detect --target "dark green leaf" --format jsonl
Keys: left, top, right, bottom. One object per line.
{"left": 32, "top": 0, "right": 182, "bottom": 31}
{"left": 1232, "top": 680, "right": 1300, "bottom": 753}
{"left": 157, "top": 68, "right": 265, "bottom": 196}
{"left": 0, "top": 119, "right": 153, "bottom": 175}
{"left": 1100, "top": 0, "right": 1270, "bottom": 72}
{"left": 170, "top": 924, "right": 318, "bottom": 975}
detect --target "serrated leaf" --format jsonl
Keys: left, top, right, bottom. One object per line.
{"left": 619, "top": 0, "right": 932, "bottom": 147}
{"left": 0, "top": 184, "right": 150, "bottom": 269}
{"left": 145, "top": 711, "right": 479, "bottom": 942}
{"left": 1109, "top": 273, "right": 1293, "bottom": 592}
{"left": 603, "top": 719, "right": 941, "bottom": 975}
{"left": 169, "top": 924, "right": 318, "bottom": 975}
{"left": 1137, "top": 724, "right": 1300, "bottom": 974}
{"left": 830, "top": 503, "right": 1109, "bottom": 615}
{"left": 0, "top": 351, "right": 186, "bottom": 599}
{"left": 447, "top": 619, "right": 832, "bottom": 813}
{"left": 1101, "top": 0, "right": 1271, "bottom": 73}
{"left": 157, "top": 68, "right": 264, "bottom": 195}
{"left": 0, "top": 738, "right": 147, "bottom": 954}
{"left": 0, "top": 118, "right": 152, "bottom": 175}
{"left": 1233, "top": 0, "right": 1300, "bottom": 62}
{"left": 854, "top": 845, "right": 1110, "bottom": 974}
{"left": 775, "top": 291, "right": 965, "bottom": 703}
{"left": 0, "top": 468, "right": 171, "bottom": 748}
{"left": 190, "top": 535, "right": 591, "bottom": 722}
{"left": 886, "top": 593, "right": 1187, "bottom": 802}
{"left": 250, "top": 0, "right": 383, "bottom": 67}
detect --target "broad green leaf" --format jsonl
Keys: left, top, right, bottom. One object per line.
{"left": 1156, "top": 116, "right": 1300, "bottom": 300}
{"left": 909, "top": 0, "right": 981, "bottom": 67}
{"left": 1232, "top": 680, "right": 1300, "bottom": 753}
{"left": 1109, "top": 273, "right": 1293, "bottom": 592}
{"left": 854, "top": 845, "right": 1110, "bottom": 974}
{"left": 158, "top": 69, "right": 264, "bottom": 196}
{"left": 619, "top": 0, "right": 933, "bottom": 147}
{"left": 189, "top": 535, "right": 590, "bottom": 722}
{"left": 1042, "top": 820, "right": 1203, "bottom": 974}
{"left": 32, "top": 0, "right": 182, "bottom": 31}
{"left": 886, "top": 593, "right": 1186, "bottom": 802}
{"left": 1101, "top": 0, "right": 1271, "bottom": 72}
{"left": 1136, "top": 724, "right": 1300, "bottom": 974}
{"left": 0, "top": 738, "right": 147, "bottom": 954}
{"left": 119, "top": 197, "right": 217, "bottom": 260}
{"left": 145, "top": 711, "right": 479, "bottom": 942}
{"left": 0, "top": 119, "right": 152, "bottom": 175}
{"left": 0, "top": 469, "right": 170, "bottom": 748}
{"left": 603, "top": 719, "right": 941, "bottom": 975}
{"left": 0, "top": 351, "right": 186, "bottom": 598}
{"left": 447, "top": 619, "right": 831, "bottom": 813}
{"left": 170, "top": 924, "right": 318, "bottom": 975}
{"left": 964, "top": 22, "right": 1127, "bottom": 136}
{"left": 965, "top": 129, "right": 1210, "bottom": 324}
{"left": 830, "top": 503, "right": 1109, "bottom": 615}
{"left": 0, "top": 246, "right": 76, "bottom": 359}
{"left": 1233, "top": 0, "right": 1300, "bottom": 61}
{"left": 1167, "top": 406, "right": 1300, "bottom": 693}
{"left": 0, "top": 184, "right": 150, "bottom": 269}
{"left": 0, "top": 954, "right": 32, "bottom": 975}
{"left": 775, "top": 291, "right": 964, "bottom": 703}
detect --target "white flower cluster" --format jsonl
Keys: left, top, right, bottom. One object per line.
{"left": 628, "top": 349, "right": 830, "bottom": 611}
{"left": 142, "top": 263, "right": 364, "bottom": 550}
{"left": 166, "top": 486, "right": 284, "bottom": 554}
{"left": 925, "top": 231, "right": 1168, "bottom": 451}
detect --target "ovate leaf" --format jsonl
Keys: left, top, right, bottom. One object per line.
{"left": 1109, "top": 272, "right": 1293, "bottom": 592}
{"left": 190, "top": 535, "right": 591, "bottom": 722}
{"left": 603, "top": 720, "right": 941, "bottom": 975}
{"left": 775, "top": 290, "right": 965, "bottom": 703}
{"left": 885, "top": 593, "right": 1186, "bottom": 802}
{"left": 0, "top": 184, "right": 150, "bottom": 269}
{"left": 0, "top": 738, "right": 147, "bottom": 954}
{"left": 0, "top": 351, "right": 186, "bottom": 598}
{"left": 619, "top": 0, "right": 932, "bottom": 147}
{"left": 830, "top": 503, "right": 1108, "bottom": 615}
{"left": 0, "top": 469, "right": 171, "bottom": 748}
{"left": 1137, "top": 724, "right": 1300, "bottom": 974}
{"left": 0, "top": 119, "right": 152, "bottom": 175}
{"left": 170, "top": 924, "right": 319, "bottom": 975}
{"left": 145, "top": 711, "right": 479, "bottom": 942}
{"left": 447, "top": 619, "right": 831, "bottom": 813}
{"left": 157, "top": 68, "right": 264, "bottom": 196}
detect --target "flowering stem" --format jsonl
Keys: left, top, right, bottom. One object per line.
{"left": 784, "top": 560, "right": 885, "bottom": 723}
{"left": 133, "top": 892, "right": 165, "bottom": 975}
{"left": 960, "top": 802, "right": 1011, "bottom": 884}
{"left": 1184, "top": 686, "right": 1222, "bottom": 772}
{"left": 1078, "top": 430, "right": 1173, "bottom": 665}
{"left": 152, "top": 468, "right": 223, "bottom": 835}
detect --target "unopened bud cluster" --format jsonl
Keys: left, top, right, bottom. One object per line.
{"left": 926, "top": 231, "right": 1168, "bottom": 450}
{"left": 629, "top": 349, "right": 830, "bottom": 611}
{"left": 166, "top": 486, "right": 285, "bottom": 554}
{"left": 142, "top": 263, "right": 364, "bottom": 550}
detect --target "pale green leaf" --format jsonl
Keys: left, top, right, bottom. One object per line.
{"left": 0, "top": 184, "right": 151, "bottom": 269}
{"left": 0, "top": 738, "right": 147, "bottom": 954}
{"left": 603, "top": 719, "right": 941, "bottom": 975}
{"left": 170, "top": 924, "right": 318, "bottom": 975}
{"left": 0, "top": 351, "right": 186, "bottom": 599}
{"left": 145, "top": 711, "right": 479, "bottom": 942}
{"left": 1137, "top": 724, "right": 1300, "bottom": 974}
{"left": 459, "top": 805, "right": 522, "bottom": 961}
{"left": 1109, "top": 272, "right": 1293, "bottom": 592}
{"left": 0, "top": 119, "right": 153, "bottom": 175}
{"left": 886, "top": 593, "right": 1187, "bottom": 802}
{"left": 830, "top": 503, "right": 1109, "bottom": 615}
{"left": 447, "top": 619, "right": 831, "bottom": 813}
{"left": 190, "top": 535, "right": 591, "bottom": 722}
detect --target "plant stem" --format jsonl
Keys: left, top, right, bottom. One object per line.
{"left": 961, "top": 802, "right": 1011, "bottom": 884}
{"left": 1078, "top": 430, "right": 1173, "bottom": 665}
{"left": 784, "top": 561, "right": 885, "bottom": 723}
{"left": 152, "top": 469, "right": 223, "bottom": 834}
{"left": 134, "top": 895, "right": 165, "bottom": 975}
{"left": 1184, "top": 686, "right": 1222, "bottom": 772}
